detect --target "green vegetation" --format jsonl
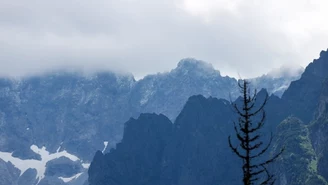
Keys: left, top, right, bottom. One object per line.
{"left": 273, "top": 117, "right": 328, "bottom": 185}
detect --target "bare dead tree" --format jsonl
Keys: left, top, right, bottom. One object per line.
{"left": 228, "top": 80, "right": 284, "bottom": 185}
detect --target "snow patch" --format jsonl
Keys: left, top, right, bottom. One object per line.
{"left": 140, "top": 89, "right": 155, "bottom": 105}
{"left": 59, "top": 172, "right": 83, "bottom": 183}
{"left": 0, "top": 144, "right": 81, "bottom": 184}
{"left": 56, "top": 142, "right": 64, "bottom": 153}
{"left": 82, "top": 163, "right": 90, "bottom": 169}
{"left": 30, "top": 145, "right": 79, "bottom": 162}
{"left": 0, "top": 151, "right": 40, "bottom": 177}
{"left": 272, "top": 84, "right": 289, "bottom": 94}
{"left": 102, "top": 141, "right": 109, "bottom": 153}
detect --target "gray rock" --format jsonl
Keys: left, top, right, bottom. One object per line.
{"left": 0, "top": 159, "right": 19, "bottom": 185}
{"left": 18, "top": 168, "right": 37, "bottom": 185}
{"left": 45, "top": 157, "right": 83, "bottom": 177}
{"left": 38, "top": 176, "right": 66, "bottom": 185}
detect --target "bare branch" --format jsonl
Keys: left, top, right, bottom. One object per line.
{"left": 229, "top": 136, "right": 247, "bottom": 159}
{"left": 228, "top": 80, "right": 283, "bottom": 185}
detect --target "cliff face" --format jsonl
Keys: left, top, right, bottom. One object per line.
{"left": 159, "top": 96, "right": 239, "bottom": 185}
{"left": 271, "top": 77, "right": 328, "bottom": 185}
{"left": 0, "top": 72, "right": 135, "bottom": 161}
{"left": 282, "top": 49, "right": 328, "bottom": 123}
{"left": 88, "top": 113, "right": 173, "bottom": 185}
{"left": 310, "top": 79, "right": 328, "bottom": 182}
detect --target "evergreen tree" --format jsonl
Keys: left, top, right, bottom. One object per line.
{"left": 228, "top": 80, "right": 283, "bottom": 185}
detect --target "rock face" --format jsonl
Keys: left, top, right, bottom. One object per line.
{"left": 45, "top": 157, "right": 83, "bottom": 177}
{"left": 0, "top": 159, "right": 39, "bottom": 185}
{"left": 158, "top": 96, "right": 239, "bottom": 185}
{"left": 0, "top": 72, "right": 136, "bottom": 184}
{"left": 89, "top": 93, "right": 287, "bottom": 185}
{"left": 282, "top": 49, "right": 328, "bottom": 123}
{"left": 0, "top": 159, "right": 20, "bottom": 185}
{"left": 131, "top": 59, "right": 239, "bottom": 120}
{"left": 0, "top": 58, "right": 304, "bottom": 184}
{"left": 0, "top": 72, "right": 135, "bottom": 161}
{"left": 88, "top": 113, "right": 173, "bottom": 185}
{"left": 88, "top": 96, "right": 238, "bottom": 185}
{"left": 18, "top": 169, "right": 38, "bottom": 185}
{"left": 310, "top": 79, "right": 328, "bottom": 182}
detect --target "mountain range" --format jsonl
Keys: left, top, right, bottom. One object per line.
{"left": 0, "top": 55, "right": 304, "bottom": 184}
{"left": 88, "top": 49, "right": 328, "bottom": 185}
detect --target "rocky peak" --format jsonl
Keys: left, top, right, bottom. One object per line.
{"left": 88, "top": 113, "right": 173, "bottom": 185}
{"left": 303, "top": 49, "right": 328, "bottom": 80}
{"left": 175, "top": 95, "right": 231, "bottom": 129}
{"left": 122, "top": 113, "right": 173, "bottom": 145}
{"left": 320, "top": 49, "right": 328, "bottom": 58}
{"left": 282, "top": 49, "right": 328, "bottom": 123}
{"left": 174, "top": 58, "right": 220, "bottom": 77}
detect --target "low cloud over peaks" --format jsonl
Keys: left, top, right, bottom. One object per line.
{"left": 267, "top": 64, "right": 304, "bottom": 78}
{"left": 1, "top": 0, "right": 328, "bottom": 78}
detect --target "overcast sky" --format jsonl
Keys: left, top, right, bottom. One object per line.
{"left": 1, "top": 0, "right": 328, "bottom": 78}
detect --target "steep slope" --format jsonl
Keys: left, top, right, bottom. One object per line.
{"left": 272, "top": 117, "right": 327, "bottom": 185}
{"left": 282, "top": 49, "right": 328, "bottom": 123}
{"left": 0, "top": 72, "right": 136, "bottom": 160}
{"left": 0, "top": 72, "right": 136, "bottom": 184}
{"left": 310, "top": 78, "right": 328, "bottom": 182}
{"left": 271, "top": 76, "right": 328, "bottom": 185}
{"left": 88, "top": 113, "right": 173, "bottom": 185}
{"left": 159, "top": 95, "right": 239, "bottom": 185}
{"left": 0, "top": 159, "right": 20, "bottom": 185}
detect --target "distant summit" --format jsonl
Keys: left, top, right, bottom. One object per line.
{"left": 175, "top": 58, "right": 219, "bottom": 76}
{"left": 249, "top": 64, "right": 303, "bottom": 97}
{"left": 267, "top": 64, "right": 304, "bottom": 78}
{"left": 131, "top": 58, "right": 238, "bottom": 120}
{"left": 304, "top": 48, "right": 328, "bottom": 79}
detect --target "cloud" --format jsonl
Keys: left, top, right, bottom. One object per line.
{"left": 0, "top": 0, "right": 328, "bottom": 78}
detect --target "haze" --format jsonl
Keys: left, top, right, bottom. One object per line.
{"left": 1, "top": 0, "right": 328, "bottom": 78}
